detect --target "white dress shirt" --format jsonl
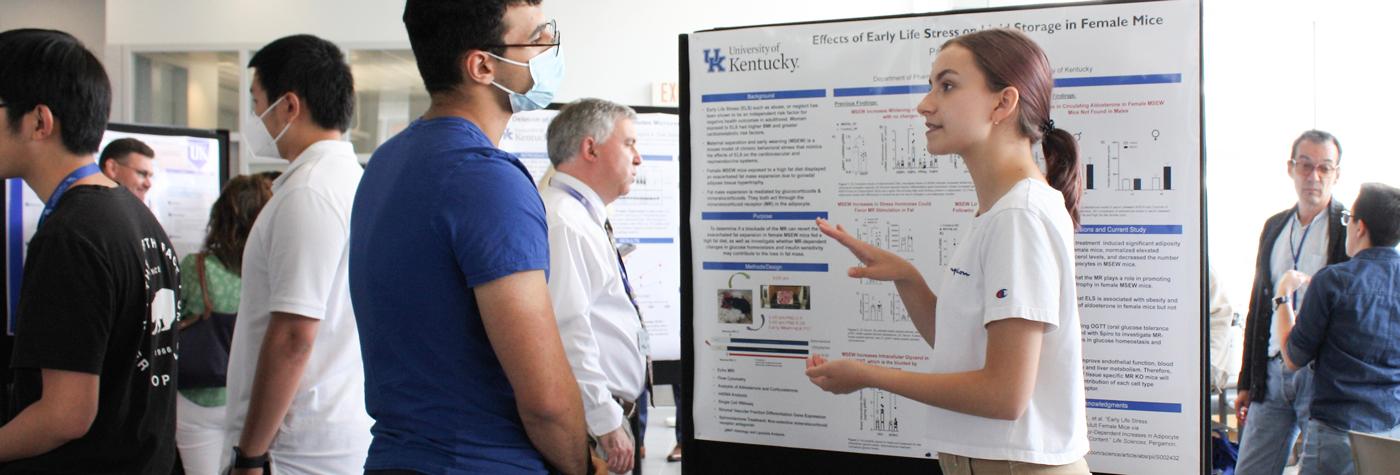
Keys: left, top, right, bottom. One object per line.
{"left": 541, "top": 171, "right": 647, "bottom": 437}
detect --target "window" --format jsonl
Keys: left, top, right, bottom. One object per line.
{"left": 133, "top": 51, "right": 241, "bottom": 132}
{"left": 347, "top": 50, "right": 431, "bottom": 159}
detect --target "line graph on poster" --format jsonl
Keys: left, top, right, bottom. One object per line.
{"left": 835, "top": 124, "right": 966, "bottom": 177}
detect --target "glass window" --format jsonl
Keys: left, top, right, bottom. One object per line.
{"left": 347, "top": 50, "right": 431, "bottom": 156}
{"left": 133, "top": 51, "right": 241, "bottom": 132}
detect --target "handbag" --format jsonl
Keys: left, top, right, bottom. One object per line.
{"left": 177, "top": 253, "right": 237, "bottom": 389}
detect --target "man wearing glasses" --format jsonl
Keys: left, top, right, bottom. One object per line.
{"left": 97, "top": 137, "right": 156, "bottom": 202}
{"left": 351, "top": 1, "right": 586, "bottom": 474}
{"left": 1270, "top": 182, "right": 1400, "bottom": 475}
{"left": 1234, "top": 130, "right": 1347, "bottom": 474}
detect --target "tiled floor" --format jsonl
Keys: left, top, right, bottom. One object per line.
{"left": 640, "top": 404, "right": 683, "bottom": 475}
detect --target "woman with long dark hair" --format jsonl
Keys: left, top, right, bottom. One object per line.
{"left": 806, "top": 28, "right": 1089, "bottom": 473}
{"left": 174, "top": 174, "right": 275, "bottom": 474}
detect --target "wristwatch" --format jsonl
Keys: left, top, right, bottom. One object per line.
{"left": 230, "top": 446, "right": 269, "bottom": 470}
{"left": 1272, "top": 294, "right": 1291, "bottom": 308}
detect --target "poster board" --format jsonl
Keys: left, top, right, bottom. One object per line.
{"left": 682, "top": 0, "right": 1204, "bottom": 473}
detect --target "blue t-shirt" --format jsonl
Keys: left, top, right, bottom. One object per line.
{"left": 1287, "top": 246, "right": 1400, "bottom": 432}
{"left": 350, "top": 116, "right": 550, "bottom": 473}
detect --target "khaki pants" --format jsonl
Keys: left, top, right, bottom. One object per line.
{"left": 938, "top": 453, "right": 1090, "bottom": 475}
{"left": 589, "top": 405, "right": 641, "bottom": 475}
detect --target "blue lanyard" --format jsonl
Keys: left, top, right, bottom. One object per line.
{"left": 551, "top": 179, "right": 599, "bottom": 219}
{"left": 1289, "top": 212, "right": 1316, "bottom": 271}
{"left": 39, "top": 163, "right": 101, "bottom": 228}
{"left": 1287, "top": 212, "right": 1318, "bottom": 306}
{"left": 550, "top": 178, "right": 642, "bottom": 313}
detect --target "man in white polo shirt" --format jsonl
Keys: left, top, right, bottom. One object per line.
{"left": 222, "top": 34, "right": 371, "bottom": 475}
{"left": 541, "top": 98, "right": 647, "bottom": 475}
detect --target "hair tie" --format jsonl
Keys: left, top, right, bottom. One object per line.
{"left": 1040, "top": 119, "right": 1055, "bottom": 134}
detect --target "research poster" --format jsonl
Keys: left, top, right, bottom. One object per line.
{"left": 500, "top": 110, "right": 684, "bottom": 361}
{"left": 687, "top": 1, "right": 1201, "bottom": 473}
{"left": 6, "top": 125, "right": 224, "bottom": 333}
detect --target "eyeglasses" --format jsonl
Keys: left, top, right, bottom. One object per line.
{"left": 1290, "top": 159, "right": 1339, "bottom": 178}
{"left": 114, "top": 160, "right": 155, "bottom": 180}
{"left": 483, "top": 19, "right": 561, "bottom": 56}
{"left": 1340, "top": 210, "right": 1353, "bottom": 227}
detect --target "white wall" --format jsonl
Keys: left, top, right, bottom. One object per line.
{"left": 104, "top": 0, "right": 951, "bottom": 107}
{"left": 0, "top": 0, "right": 105, "bottom": 56}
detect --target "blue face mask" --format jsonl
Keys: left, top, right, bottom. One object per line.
{"left": 489, "top": 47, "right": 565, "bottom": 113}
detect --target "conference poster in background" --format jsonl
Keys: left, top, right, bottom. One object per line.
{"left": 687, "top": 0, "right": 1200, "bottom": 473}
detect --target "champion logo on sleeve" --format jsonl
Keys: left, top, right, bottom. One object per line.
{"left": 996, "top": 289, "right": 1008, "bottom": 299}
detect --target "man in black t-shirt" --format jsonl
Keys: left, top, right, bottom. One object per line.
{"left": 0, "top": 29, "right": 178, "bottom": 473}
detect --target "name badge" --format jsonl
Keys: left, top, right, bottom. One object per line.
{"left": 637, "top": 326, "right": 651, "bottom": 357}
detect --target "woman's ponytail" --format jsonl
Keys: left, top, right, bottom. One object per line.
{"left": 1040, "top": 125, "right": 1082, "bottom": 228}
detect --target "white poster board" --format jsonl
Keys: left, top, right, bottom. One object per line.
{"left": 6, "top": 124, "right": 225, "bottom": 333}
{"left": 686, "top": 1, "right": 1202, "bottom": 473}
{"left": 500, "top": 110, "right": 684, "bottom": 361}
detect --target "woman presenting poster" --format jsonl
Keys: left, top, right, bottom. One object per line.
{"left": 806, "top": 28, "right": 1090, "bottom": 474}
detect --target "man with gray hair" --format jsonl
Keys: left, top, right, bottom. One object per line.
{"left": 540, "top": 98, "right": 646, "bottom": 474}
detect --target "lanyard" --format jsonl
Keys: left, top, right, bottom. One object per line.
{"left": 39, "top": 163, "right": 101, "bottom": 228}
{"left": 550, "top": 177, "right": 654, "bottom": 389}
{"left": 1287, "top": 212, "right": 1318, "bottom": 307}
{"left": 550, "top": 178, "right": 642, "bottom": 313}
{"left": 550, "top": 179, "right": 600, "bottom": 220}
{"left": 1288, "top": 212, "right": 1317, "bottom": 271}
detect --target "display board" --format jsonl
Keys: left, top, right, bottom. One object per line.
{"left": 5, "top": 123, "right": 228, "bottom": 334}
{"left": 499, "top": 108, "right": 684, "bottom": 361}
{"left": 683, "top": 0, "right": 1203, "bottom": 473}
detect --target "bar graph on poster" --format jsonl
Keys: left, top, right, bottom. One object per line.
{"left": 686, "top": 1, "right": 1202, "bottom": 473}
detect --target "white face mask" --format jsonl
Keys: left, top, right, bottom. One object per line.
{"left": 243, "top": 95, "right": 290, "bottom": 160}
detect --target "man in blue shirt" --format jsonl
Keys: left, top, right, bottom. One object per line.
{"left": 349, "top": 1, "right": 586, "bottom": 474}
{"left": 1276, "top": 182, "right": 1400, "bottom": 475}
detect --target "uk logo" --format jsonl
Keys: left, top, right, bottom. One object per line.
{"left": 703, "top": 48, "right": 726, "bottom": 73}
{"left": 996, "top": 289, "right": 1008, "bottom": 299}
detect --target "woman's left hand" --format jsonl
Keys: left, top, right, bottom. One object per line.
{"left": 806, "top": 355, "right": 874, "bottom": 394}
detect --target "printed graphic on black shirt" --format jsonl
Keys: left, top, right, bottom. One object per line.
{"left": 138, "top": 236, "right": 181, "bottom": 389}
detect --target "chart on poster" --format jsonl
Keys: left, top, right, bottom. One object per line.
{"left": 687, "top": 1, "right": 1201, "bottom": 473}
{"left": 500, "top": 110, "right": 684, "bottom": 361}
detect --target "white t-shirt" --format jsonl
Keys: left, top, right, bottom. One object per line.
{"left": 224, "top": 140, "right": 372, "bottom": 473}
{"left": 927, "top": 178, "right": 1089, "bottom": 465}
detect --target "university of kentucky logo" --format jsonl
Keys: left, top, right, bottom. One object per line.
{"left": 703, "top": 48, "right": 726, "bottom": 73}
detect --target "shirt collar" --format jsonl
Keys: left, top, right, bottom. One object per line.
{"left": 274, "top": 139, "right": 355, "bottom": 192}
{"left": 550, "top": 171, "right": 607, "bottom": 226}
{"left": 1354, "top": 246, "right": 1400, "bottom": 261}
{"left": 1292, "top": 204, "right": 1330, "bottom": 227}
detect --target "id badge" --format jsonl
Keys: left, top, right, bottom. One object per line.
{"left": 637, "top": 326, "right": 651, "bottom": 356}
